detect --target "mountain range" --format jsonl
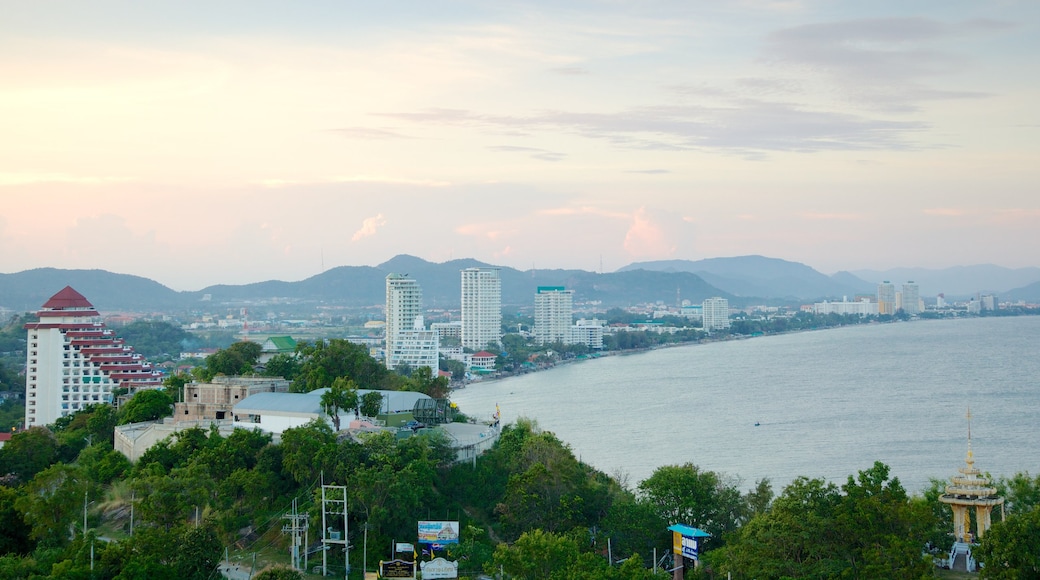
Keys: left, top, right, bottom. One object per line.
{"left": 1, "top": 256, "right": 1038, "bottom": 314}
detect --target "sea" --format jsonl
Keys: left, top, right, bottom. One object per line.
{"left": 450, "top": 316, "right": 1040, "bottom": 495}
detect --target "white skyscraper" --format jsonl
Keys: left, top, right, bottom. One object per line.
{"left": 461, "top": 267, "right": 502, "bottom": 351}
{"left": 534, "top": 286, "right": 573, "bottom": 345}
{"left": 25, "top": 286, "right": 163, "bottom": 427}
{"left": 385, "top": 274, "right": 425, "bottom": 370}
{"left": 702, "top": 297, "right": 731, "bottom": 332}
{"left": 878, "top": 281, "right": 896, "bottom": 315}
{"left": 901, "top": 281, "right": 921, "bottom": 315}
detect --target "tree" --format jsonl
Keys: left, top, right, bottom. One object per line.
{"left": 637, "top": 463, "right": 746, "bottom": 539}
{"left": 406, "top": 366, "right": 449, "bottom": 399}
{"left": 360, "top": 391, "right": 384, "bottom": 418}
{"left": 254, "top": 566, "right": 304, "bottom": 580}
{"left": 491, "top": 529, "right": 581, "bottom": 580}
{"left": 261, "top": 353, "right": 301, "bottom": 381}
{"left": 0, "top": 426, "right": 59, "bottom": 483}
{"left": 320, "top": 377, "right": 359, "bottom": 431}
{"left": 118, "top": 388, "right": 174, "bottom": 424}
{"left": 200, "top": 340, "right": 262, "bottom": 379}
{"left": 14, "top": 463, "right": 88, "bottom": 547}
{"left": 974, "top": 504, "right": 1040, "bottom": 579}
{"left": 0, "top": 486, "right": 33, "bottom": 555}
{"left": 293, "top": 339, "right": 389, "bottom": 392}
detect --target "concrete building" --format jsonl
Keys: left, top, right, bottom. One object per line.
{"left": 387, "top": 318, "right": 439, "bottom": 374}
{"left": 571, "top": 318, "right": 605, "bottom": 349}
{"left": 385, "top": 274, "right": 425, "bottom": 370}
{"left": 24, "top": 286, "right": 163, "bottom": 428}
{"left": 981, "top": 294, "right": 997, "bottom": 311}
{"left": 174, "top": 376, "right": 290, "bottom": 422}
{"left": 534, "top": 286, "right": 573, "bottom": 345}
{"left": 702, "top": 297, "right": 731, "bottom": 332}
{"left": 902, "top": 282, "right": 922, "bottom": 315}
{"left": 878, "top": 281, "right": 897, "bottom": 315}
{"left": 259, "top": 336, "right": 297, "bottom": 364}
{"left": 461, "top": 268, "right": 501, "bottom": 350}
{"left": 813, "top": 297, "right": 879, "bottom": 317}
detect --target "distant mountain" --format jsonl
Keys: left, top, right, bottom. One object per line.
{"left": 1005, "top": 280, "right": 1040, "bottom": 303}
{"left": 617, "top": 256, "right": 870, "bottom": 301}
{"left": 0, "top": 268, "right": 182, "bottom": 312}
{"left": 849, "top": 265, "right": 1040, "bottom": 297}
{"left": 0, "top": 257, "right": 735, "bottom": 314}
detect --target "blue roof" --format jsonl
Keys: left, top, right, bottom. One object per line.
{"left": 668, "top": 524, "right": 711, "bottom": 537}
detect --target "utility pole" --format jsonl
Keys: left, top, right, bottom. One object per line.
{"left": 83, "top": 490, "right": 88, "bottom": 536}
{"left": 282, "top": 497, "right": 309, "bottom": 571}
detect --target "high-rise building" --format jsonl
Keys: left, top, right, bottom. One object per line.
{"left": 534, "top": 286, "right": 573, "bottom": 345}
{"left": 385, "top": 274, "right": 426, "bottom": 370}
{"left": 387, "top": 317, "right": 439, "bottom": 374}
{"left": 702, "top": 297, "right": 731, "bottom": 331}
{"left": 461, "top": 267, "right": 502, "bottom": 351}
{"left": 24, "top": 286, "right": 163, "bottom": 428}
{"left": 878, "top": 281, "right": 897, "bottom": 315}
{"left": 902, "top": 281, "right": 921, "bottom": 315}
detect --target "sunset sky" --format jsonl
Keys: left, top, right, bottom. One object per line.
{"left": 1, "top": 1, "right": 1037, "bottom": 291}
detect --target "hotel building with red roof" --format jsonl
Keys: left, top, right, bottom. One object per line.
{"left": 24, "top": 286, "right": 163, "bottom": 427}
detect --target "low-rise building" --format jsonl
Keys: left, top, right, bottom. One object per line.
{"left": 174, "top": 376, "right": 290, "bottom": 422}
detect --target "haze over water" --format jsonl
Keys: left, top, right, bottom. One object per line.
{"left": 451, "top": 316, "right": 1040, "bottom": 494}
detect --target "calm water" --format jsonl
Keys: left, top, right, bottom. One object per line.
{"left": 451, "top": 316, "right": 1040, "bottom": 494}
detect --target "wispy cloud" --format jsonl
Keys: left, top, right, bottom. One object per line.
{"left": 331, "top": 127, "right": 412, "bottom": 140}
{"left": 351, "top": 214, "right": 387, "bottom": 242}
{"left": 487, "top": 145, "right": 566, "bottom": 162}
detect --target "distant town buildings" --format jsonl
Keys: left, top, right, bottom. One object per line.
{"left": 902, "top": 281, "right": 922, "bottom": 315}
{"left": 571, "top": 318, "right": 605, "bottom": 349}
{"left": 878, "top": 281, "right": 897, "bottom": 315}
{"left": 24, "top": 286, "right": 163, "bottom": 428}
{"left": 385, "top": 274, "right": 437, "bottom": 373}
{"left": 813, "top": 297, "right": 880, "bottom": 317}
{"left": 701, "top": 297, "right": 731, "bottom": 331}
{"left": 533, "top": 286, "right": 573, "bottom": 345}
{"left": 461, "top": 267, "right": 502, "bottom": 351}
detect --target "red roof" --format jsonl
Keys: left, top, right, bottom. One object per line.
{"left": 42, "top": 286, "right": 95, "bottom": 310}
{"left": 472, "top": 351, "right": 497, "bottom": 358}
{"left": 0, "top": 433, "right": 11, "bottom": 442}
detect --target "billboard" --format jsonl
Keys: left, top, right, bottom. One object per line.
{"left": 417, "top": 521, "right": 459, "bottom": 544}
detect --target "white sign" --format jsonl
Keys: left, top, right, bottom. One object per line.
{"left": 419, "top": 557, "right": 458, "bottom": 579}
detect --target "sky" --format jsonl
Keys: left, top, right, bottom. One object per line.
{"left": 1, "top": 1, "right": 1038, "bottom": 291}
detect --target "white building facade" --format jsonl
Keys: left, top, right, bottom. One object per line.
{"left": 813, "top": 297, "right": 879, "bottom": 317}
{"left": 702, "top": 297, "right": 731, "bottom": 332}
{"left": 385, "top": 274, "right": 429, "bottom": 370}
{"left": 571, "top": 318, "right": 605, "bottom": 349}
{"left": 533, "top": 286, "right": 573, "bottom": 345}
{"left": 878, "top": 281, "right": 897, "bottom": 315}
{"left": 24, "top": 286, "right": 163, "bottom": 428}
{"left": 461, "top": 268, "right": 502, "bottom": 351}
{"left": 902, "top": 282, "right": 921, "bottom": 315}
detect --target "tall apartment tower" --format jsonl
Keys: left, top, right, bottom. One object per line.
{"left": 878, "top": 281, "right": 897, "bottom": 315}
{"left": 702, "top": 297, "right": 731, "bottom": 332}
{"left": 901, "top": 281, "right": 921, "bottom": 315}
{"left": 385, "top": 274, "right": 424, "bottom": 370}
{"left": 534, "top": 286, "right": 573, "bottom": 345}
{"left": 461, "top": 267, "right": 502, "bottom": 351}
{"left": 24, "top": 286, "right": 162, "bottom": 428}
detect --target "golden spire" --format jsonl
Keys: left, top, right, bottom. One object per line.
{"left": 965, "top": 407, "right": 974, "bottom": 468}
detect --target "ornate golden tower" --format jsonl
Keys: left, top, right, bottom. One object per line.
{"left": 939, "top": 409, "right": 1005, "bottom": 544}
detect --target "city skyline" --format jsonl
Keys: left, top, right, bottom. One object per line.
{"left": 2, "top": 1, "right": 1038, "bottom": 291}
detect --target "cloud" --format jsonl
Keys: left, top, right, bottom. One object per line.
{"left": 0, "top": 172, "right": 130, "bottom": 186}
{"left": 549, "top": 66, "right": 589, "bottom": 76}
{"left": 801, "top": 212, "right": 862, "bottom": 221}
{"left": 379, "top": 101, "right": 925, "bottom": 154}
{"left": 331, "top": 127, "right": 412, "bottom": 140}
{"left": 622, "top": 207, "right": 693, "bottom": 259}
{"left": 625, "top": 169, "right": 670, "bottom": 174}
{"left": 762, "top": 17, "right": 1001, "bottom": 111}
{"left": 923, "top": 208, "right": 969, "bottom": 217}
{"left": 352, "top": 214, "right": 387, "bottom": 242}
{"left": 487, "top": 145, "right": 566, "bottom": 162}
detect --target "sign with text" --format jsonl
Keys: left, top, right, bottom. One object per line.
{"left": 419, "top": 557, "right": 459, "bottom": 579}
{"left": 379, "top": 559, "right": 415, "bottom": 579}
{"left": 417, "top": 521, "right": 459, "bottom": 544}
{"left": 672, "top": 531, "right": 700, "bottom": 560}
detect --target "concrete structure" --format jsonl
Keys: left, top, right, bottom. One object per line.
{"left": 24, "top": 286, "right": 163, "bottom": 427}
{"left": 902, "top": 282, "right": 921, "bottom": 315}
{"left": 877, "top": 281, "right": 897, "bottom": 315}
{"left": 461, "top": 267, "right": 501, "bottom": 350}
{"left": 174, "top": 376, "right": 290, "bottom": 422}
{"left": 385, "top": 274, "right": 425, "bottom": 370}
{"left": 939, "top": 411, "right": 1005, "bottom": 572}
{"left": 534, "top": 286, "right": 573, "bottom": 345}
{"left": 468, "top": 351, "right": 497, "bottom": 372}
{"left": 232, "top": 388, "right": 433, "bottom": 434}
{"left": 388, "top": 318, "right": 439, "bottom": 374}
{"left": 115, "top": 418, "right": 238, "bottom": 462}
{"left": 701, "top": 297, "right": 731, "bottom": 332}
{"left": 981, "top": 294, "right": 997, "bottom": 311}
{"left": 571, "top": 318, "right": 605, "bottom": 349}
{"left": 813, "top": 297, "right": 879, "bottom": 317}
